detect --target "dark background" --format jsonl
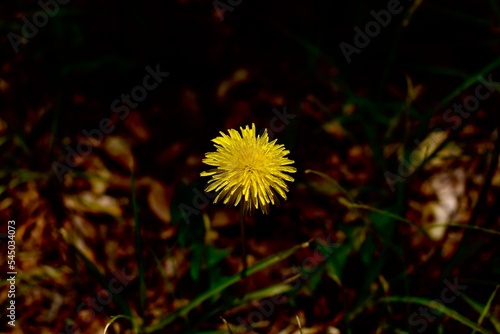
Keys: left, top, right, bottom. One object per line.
{"left": 0, "top": 0, "right": 499, "bottom": 333}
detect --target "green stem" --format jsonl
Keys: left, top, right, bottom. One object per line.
{"left": 239, "top": 203, "right": 247, "bottom": 277}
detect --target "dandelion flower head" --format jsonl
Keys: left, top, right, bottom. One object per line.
{"left": 200, "top": 123, "right": 296, "bottom": 214}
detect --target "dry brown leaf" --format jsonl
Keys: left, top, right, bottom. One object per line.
{"left": 102, "top": 136, "right": 135, "bottom": 170}
{"left": 323, "top": 120, "right": 346, "bottom": 140}
{"left": 146, "top": 180, "right": 172, "bottom": 223}
{"left": 217, "top": 68, "right": 249, "bottom": 100}
{"left": 123, "top": 111, "right": 151, "bottom": 142}
{"left": 63, "top": 191, "right": 122, "bottom": 216}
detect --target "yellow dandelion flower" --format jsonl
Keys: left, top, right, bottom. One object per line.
{"left": 200, "top": 123, "right": 296, "bottom": 215}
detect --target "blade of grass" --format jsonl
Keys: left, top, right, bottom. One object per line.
{"left": 425, "top": 3, "right": 493, "bottom": 26}
{"left": 103, "top": 315, "right": 135, "bottom": 334}
{"left": 306, "top": 169, "right": 412, "bottom": 329}
{"left": 230, "top": 283, "right": 293, "bottom": 307}
{"left": 151, "top": 250, "right": 177, "bottom": 298}
{"left": 305, "top": 169, "right": 354, "bottom": 202}
{"left": 404, "top": 61, "right": 500, "bottom": 194}
{"left": 432, "top": 57, "right": 500, "bottom": 113}
{"left": 376, "top": 0, "right": 423, "bottom": 98}
{"left": 408, "top": 59, "right": 500, "bottom": 174}
{"left": 379, "top": 296, "right": 490, "bottom": 334}
{"left": 59, "top": 228, "right": 132, "bottom": 317}
{"left": 296, "top": 315, "right": 303, "bottom": 334}
{"left": 338, "top": 197, "right": 431, "bottom": 239}
{"left": 13, "top": 132, "right": 30, "bottom": 155}
{"left": 220, "top": 316, "right": 233, "bottom": 334}
{"left": 425, "top": 223, "right": 500, "bottom": 237}
{"left": 143, "top": 240, "right": 311, "bottom": 333}
{"left": 461, "top": 291, "right": 500, "bottom": 333}
{"left": 49, "top": 92, "right": 63, "bottom": 152}
{"left": 199, "top": 283, "right": 294, "bottom": 328}
{"left": 474, "top": 285, "right": 500, "bottom": 333}
{"left": 306, "top": 169, "right": 431, "bottom": 240}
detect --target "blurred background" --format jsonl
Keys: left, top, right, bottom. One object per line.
{"left": 0, "top": 0, "right": 499, "bottom": 333}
